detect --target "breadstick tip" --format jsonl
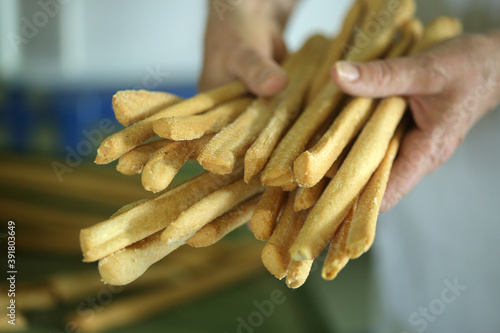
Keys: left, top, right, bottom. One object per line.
{"left": 293, "top": 151, "right": 320, "bottom": 188}
{"left": 261, "top": 243, "right": 288, "bottom": 280}
{"left": 197, "top": 153, "right": 235, "bottom": 175}
{"left": 346, "top": 239, "right": 372, "bottom": 259}
{"left": 95, "top": 142, "right": 114, "bottom": 164}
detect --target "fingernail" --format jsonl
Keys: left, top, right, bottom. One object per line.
{"left": 258, "top": 68, "right": 284, "bottom": 83}
{"left": 335, "top": 61, "right": 360, "bottom": 82}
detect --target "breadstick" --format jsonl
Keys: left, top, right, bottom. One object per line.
{"left": 251, "top": 187, "right": 287, "bottom": 240}
{"left": 112, "top": 90, "right": 182, "bottom": 126}
{"left": 116, "top": 139, "right": 170, "bottom": 175}
{"left": 294, "top": 15, "right": 423, "bottom": 188}
{"left": 346, "top": 119, "right": 406, "bottom": 259}
{"left": 77, "top": 244, "right": 263, "bottom": 332}
{"left": 186, "top": 196, "right": 260, "bottom": 247}
{"left": 294, "top": 97, "right": 376, "bottom": 187}
{"left": 322, "top": 203, "right": 356, "bottom": 280}
{"left": 161, "top": 178, "right": 263, "bottom": 243}
{"left": 409, "top": 16, "right": 463, "bottom": 55}
{"left": 141, "top": 135, "right": 212, "bottom": 192}
{"left": 286, "top": 258, "right": 314, "bottom": 289}
{"left": 262, "top": 192, "right": 307, "bottom": 280}
{"left": 347, "top": 0, "right": 416, "bottom": 62}
{"left": 260, "top": 82, "right": 344, "bottom": 186}
{"left": 95, "top": 81, "right": 247, "bottom": 164}
{"left": 261, "top": 3, "right": 405, "bottom": 187}
{"left": 325, "top": 143, "right": 351, "bottom": 178}
{"left": 386, "top": 18, "right": 424, "bottom": 59}
{"left": 197, "top": 98, "right": 276, "bottom": 175}
{"left": 98, "top": 232, "right": 184, "bottom": 285}
{"left": 281, "top": 181, "right": 298, "bottom": 192}
{"left": 294, "top": 177, "right": 329, "bottom": 212}
{"left": 153, "top": 97, "right": 252, "bottom": 141}
{"left": 244, "top": 35, "right": 328, "bottom": 182}
{"left": 80, "top": 170, "right": 242, "bottom": 262}
{"left": 290, "top": 18, "right": 464, "bottom": 260}
{"left": 308, "top": 0, "right": 364, "bottom": 101}
{"left": 290, "top": 97, "right": 407, "bottom": 261}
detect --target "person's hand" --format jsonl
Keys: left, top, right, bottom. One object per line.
{"left": 331, "top": 31, "right": 500, "bottom": 212}
{"left": 199, "top": 0, "right": 296, "bottom": 96}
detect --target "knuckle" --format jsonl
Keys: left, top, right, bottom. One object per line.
{"left": 415, "top": 54, "right": 448, "bottom": 93}
{"left": 370, "top": 60, "right": 395, "bottom": 88}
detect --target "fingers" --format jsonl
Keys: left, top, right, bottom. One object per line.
{"left": 331, "top": 55, "right": 447, "bottom": 98}
{"left": 228, "top": 46, "right": 289, "bottom": 97}
{"left": 380, "top": 128, "right": 431, "bottom": 212}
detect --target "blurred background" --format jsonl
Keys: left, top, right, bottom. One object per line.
{"left": 1, "top": 0, "right": 497, "bottom": 332}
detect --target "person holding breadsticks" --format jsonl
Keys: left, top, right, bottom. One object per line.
{"left": 201, "top": 0, "right": 500, "bottom": 332}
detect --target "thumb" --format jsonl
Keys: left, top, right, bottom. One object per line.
{"left": 331, "top": 56, "right": 447, "bottom": 98}
{"left": 228, "top": 46, "right": 288, "bottom": 97}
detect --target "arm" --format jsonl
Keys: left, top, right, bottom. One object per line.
{"left": 200, "top": 0, "right": 298, "bottom": 96}
{"left": 332, "top": 31, "right": 500, "bottom": 211}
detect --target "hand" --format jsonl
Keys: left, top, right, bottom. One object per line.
{"left": 331, "top": 32, "right": 500, "bottom": 212}
{"left": 199, "top": 0, "right": 296, "bottom": 96}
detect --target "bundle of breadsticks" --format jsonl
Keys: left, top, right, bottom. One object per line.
{"left": 81, "top": 0, "right": 462, "bottom": 289}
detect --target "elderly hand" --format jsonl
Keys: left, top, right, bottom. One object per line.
{"left": 332, "top": 31, "right": 500, "bottom": 211}
{"left": 199, "top": 0, "right": 296, "bottom": 96}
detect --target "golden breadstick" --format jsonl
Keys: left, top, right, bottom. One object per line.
{"left": 409, "top": 16, "right": 463, "bottom": 55}
{"left": 97, "top": 239, "right": 240, "bottom": 288}
{"left": 112, "top": 90, "right": 182, "bottom": 126}
{"left": 290, "top": 18, "right": 464, "bottom": 261}
{"left": 294, "top": 97, "right": 376, "bottom": 187}
{"left": 77, "top": 244, "right": 263, "bottom": 332}
{"left": 261, "top": 83, "right": 344, "bottom": 186}
{"left": 197, "top": 98, "right": 276, "bottom": 175}
{"left": 294, "top": 177, "right": 329, "bottom": 212}
{"left": 199, "top": 35, "right": 326, "bottom": 177}
{"left": 308, "top": 0, "right": 364, "bottom": 101}
{"left": 116, "top": 139, "right": 170, "bottom": 175}
{"left": 294, "top": 16, "right": 423, "bottom": 188}
{"left": 153, "top": 97, "right": 252, "bottom": 141}
{"left": 386, "top": 18, "right": 424, "bottom": 59}
{"left": 141, "top": 135, "right": 212, "bottom": 192}
{"left": 244, "top": 34, "right": 328, "bottom": 182}
{"left": 347, "top": 0, "right": 416, "bottom": 62}
{"left": 286, "top": 258, "right": 314, "bottom": 289}
{"left": 110, "top": 198, "right": 150, "bottom": 218}
{"left": 322, "top": 203, "right": 356, "bottom": 280}
{"left": 281, "top": 181, "right": 298, "bottom": 192}
{"left": 98, "top": 232, "right": 184, "bottom": 285}
{"left": 262, "top": 191, "right": 307, "bottom": 280}
{"left": 251, "top": 187, "right": 287, "bottom": 240}
{"left": 80, "top": 170, "right": 242, "bottom": 262}
{"left": 161, "top": 178, "right": 263, "bottom": 243}
{"left": 186, "top": 196, "right": 260, "bottom": 247}
{"left": 95, "top": 81, "right": 247, "bottom": 164}
{"left": 325, "top": 143, "right": 351, "bottom": 178}
{"left": 261, "top": 4, "right": 404, "bottom": 187}
{"left": 346, "top": 119, "right": 406, "bottom": 259}
{"left": 290, "top": 97, "right": 407, "bottom": 261}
